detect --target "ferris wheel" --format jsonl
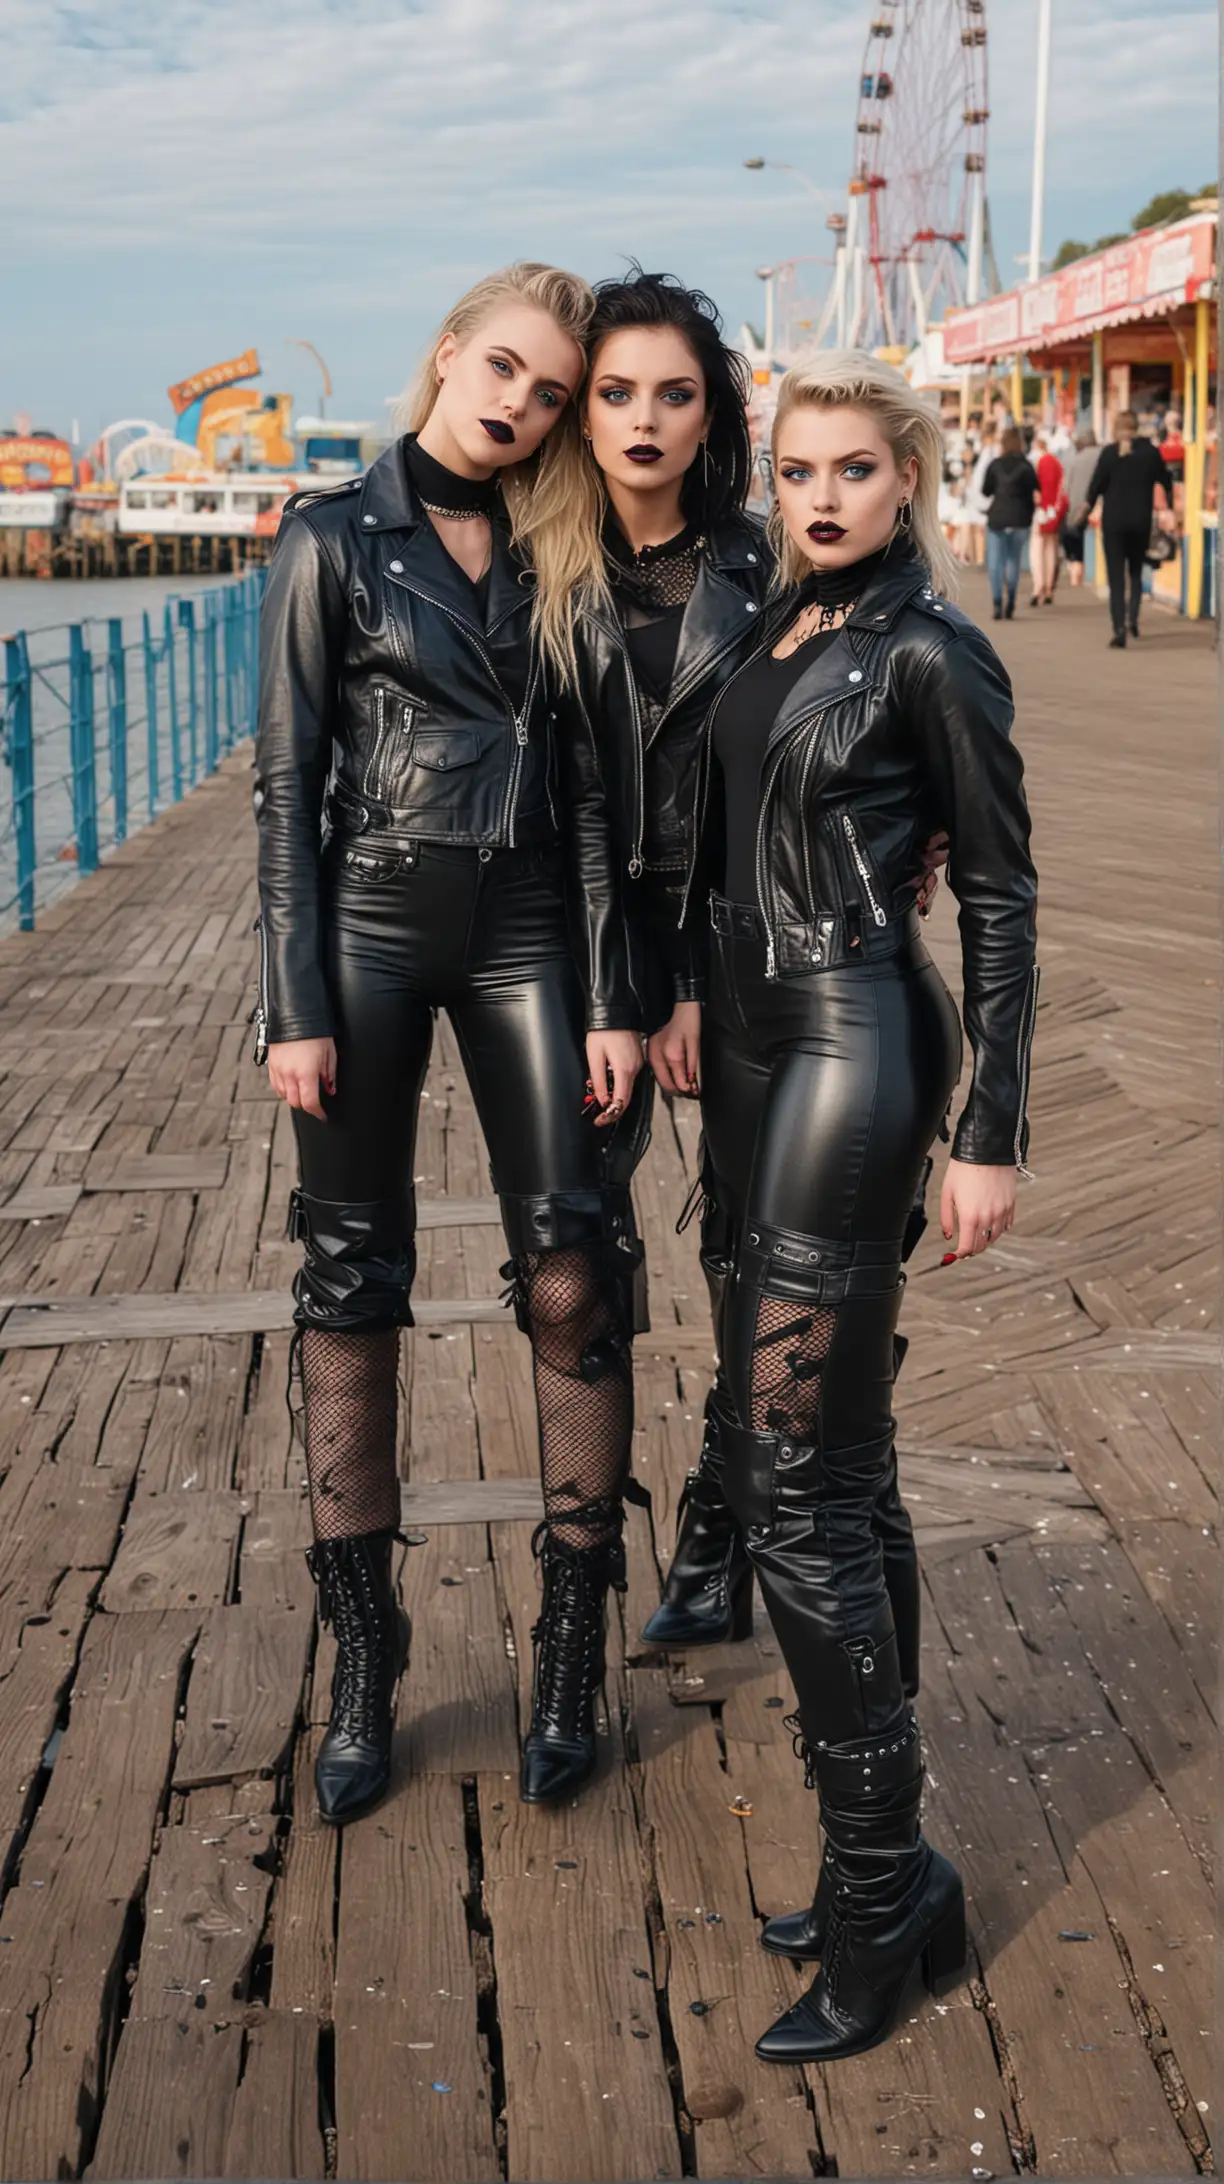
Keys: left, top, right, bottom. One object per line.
{"left": 824, "top": 0, "right": 990, "bottom": 354}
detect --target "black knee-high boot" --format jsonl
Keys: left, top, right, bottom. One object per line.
{"left": 755, "top": 1717, "right": 966, "bottom": 2063}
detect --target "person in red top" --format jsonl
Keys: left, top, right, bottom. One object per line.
{"left": 1030, "top": 434, "right": 1068, "bottom": 606}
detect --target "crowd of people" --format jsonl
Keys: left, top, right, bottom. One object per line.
{"left": 938, "top": 400, "right": 1180, "bottom": 643}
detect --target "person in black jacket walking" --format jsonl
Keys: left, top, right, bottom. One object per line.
{"left": 684, "top": 351, "right": 1037, "bottom": 2065}
{"left": 1077, "top": 409, "right": 1173, "bottom": 645}
{"left": 980, "top": 427, "right": 1040, "bottom": 619}
{"left": 253, "top": 263, "right": 646, "bottom": 1823}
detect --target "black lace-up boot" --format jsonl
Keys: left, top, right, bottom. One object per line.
{"left": 307, "top": 1528, "right": 412, "bottom": 1824}
{"left": 520, "top": 1520, "right": 626, "bottom": 1804}
{"left": 640, "top": 1392, "right": 753, "bottom": 1648}
{"left": 755, "top": 1717, "right": 966, "bottom": 2063}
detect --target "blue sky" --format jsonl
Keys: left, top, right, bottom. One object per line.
{"left": 3, "top": 0, "right": 1217, "bottom": 441}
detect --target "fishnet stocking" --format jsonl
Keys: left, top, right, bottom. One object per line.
{"left": 517, "top": 1245, "right": 633, "bottom": 1551}
{"left": 749, "top": 1296, "right": 837, "bottom": 1437}
{"left": 300, "top": 1326, "right": 401, "bottom": 1541}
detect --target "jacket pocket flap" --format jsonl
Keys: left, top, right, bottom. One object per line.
{"left": 410, "top": 728, "right": 481, "bottom": 772}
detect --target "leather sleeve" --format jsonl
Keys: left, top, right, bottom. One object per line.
{"left": 907, "top": 622, "right": 1039, "bottom": 1169}
{"left": 634, "top": 870, "right": 707, "bottom": 1020}
{"left": 252, "top": 511, "right": 344, "bottom": 1046}
{"left": 553, "top": 683, "right": 642, "bottom": 1033}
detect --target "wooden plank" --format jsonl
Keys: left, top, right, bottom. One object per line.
{"left": 221, "top": 2008, "right": 326, "bottom": 2180}
{"left": 0, "top": 1182, "right": 82, "bottom": 1220}
{"left": 86, "top": 2017, "right": 246, "bottom": 2181}
{"left": 0, "top": 1568, "right": 97, "bottom": 1887}
{"left": 333, "top": 1772, "right": 500, "bottom": 2182}
{"left": 0, "top": 1610, "right": 202, "bottom": 2182}
{"left": 417, "top": 1194, "right": 502, "bottom": 1229}
{"left": 267, "top": 1728, "right": 336, "bottom": 2017}
{"left": 401, "top": 1477, "right": 545, "bottom": 1526}
{"left": 83, "top": 1148, "right": 232, "bottom": 1192}
{"left": 174, "top": 1603, "right": 311, "bottom": 1790}
{"left": 100, "top": 1487, "right": 242, "bottom": 1612}
{"left": 479, "top": 1770, "right": 683, "bottom": 2182}
{"left": 0, "top": 1288, "right": 508, "bottom": 1345}
{"left": 125, "top": 1811, "right": 277, "bottom": 2021}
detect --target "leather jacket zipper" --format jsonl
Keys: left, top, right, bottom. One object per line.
{"left": 755, "top": 721, "right": 814, "bottom": 976}
{"left": 1014, "top": 963, "right": 1040, "bottom": 1176}
{"left": 627, "top": 619, "right": 756, "bottom": 879}
{"left": 365, "top": 686, "right": 388, "bottom": 800}
{"left": 841, "top": 810, "right": 888, "bottom": 927}
{"left": 679, "top": 636, "right": 773, "bottom": 930}
{"left": 252, "top": 914, "right": 270, "bottom": 1065}
{"left": 387, "top": 573, "right": 533, "bottom": 842}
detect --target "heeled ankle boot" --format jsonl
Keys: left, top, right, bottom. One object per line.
{"left": 640, "top": 1395, "right": 753, "bottom": 1648}
{"left": 307, "top": 1529, "right": 412, "bottom": 1825}
{"left": 521, "top": 1524, "right": 626, "bottom": 1804}
{"left": 761, "top": 1842, "right": 835, "bottom": 1961}
{"left": 755, "top": 1718, "right": 966, "bottom": 2063}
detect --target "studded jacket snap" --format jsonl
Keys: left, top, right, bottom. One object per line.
{"left": 683, "top": 548, "right": 1039, "bottom": 1169}
{"left": 253, "top": 439, "right": 634, "bottom": 1047}
{"left": 565, "top": 515, "right": 774, "bottom": 1028}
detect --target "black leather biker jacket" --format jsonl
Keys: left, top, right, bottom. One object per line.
{"left": 566, "top": 514, "right": 774, "bottom": 1031}
{"left": 683, "top": 547, "right": 1040, "bottom": 1169}
{"left": 252, "top": 439, "right": 634, "bottom": 1048}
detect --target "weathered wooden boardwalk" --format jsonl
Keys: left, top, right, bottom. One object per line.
{"left": 0, "top": 574, "right": 1214, "bottom": 2181}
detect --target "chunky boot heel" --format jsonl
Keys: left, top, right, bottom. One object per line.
{"left": 922, "top": 1885, "right": 967, "bottom": 1996}
{"left": 640, "top": 1400, "right": 753, "bottom": 1649}
{"left": 308, "top": 1529, "right": 412, "bottom": 1826}
{"left": 521, "top": 1526, "right": 625, "bottom": 1804}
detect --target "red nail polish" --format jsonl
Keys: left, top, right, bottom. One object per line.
{"left": 940, "top": 1252, "right": 958, "bottom": 1266}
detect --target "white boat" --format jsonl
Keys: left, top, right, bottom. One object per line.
{"left": 117, "top": 472, "right": 303, "bottom": 539}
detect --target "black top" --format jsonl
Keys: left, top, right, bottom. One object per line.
{"left": 1085, "top": 438, "right": 1174, "bottom": 532}
{"left": 624, "top": 610, "right": 686, "bottom": 704}
{"left": 402, "top": 433, "right": 495, "bottom": 617}
{"left": 982, "top": 452, "right": 1040, "bottom": 532}
{"left": 606, "top": 521, "right": 705, "bottom": 715}
{"left": 714, "top": 634, "right": 836, "bottom": 902}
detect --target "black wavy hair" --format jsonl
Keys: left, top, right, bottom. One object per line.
{"left": 586, "top": 266, "right": 755, "bottom": 529}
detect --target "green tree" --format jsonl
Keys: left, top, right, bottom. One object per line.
{"left": 1092, "top": 232, "right": 1127, "bottom": 250}
{"left": 1131, "top": 184, "right": 1216, "bottom": 231}
{"left": 1052, "top": 238, "right": 1089, "bottom": 268}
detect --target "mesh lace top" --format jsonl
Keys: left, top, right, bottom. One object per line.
{"left": 606, "top": 522, "right": 705, "bottom": 711}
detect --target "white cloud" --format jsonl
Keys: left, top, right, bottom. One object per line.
{"left": 3, "top": 0, "right": 1216, "bottom": 424}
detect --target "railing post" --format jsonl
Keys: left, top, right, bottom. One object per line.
{"left": 107, "top": 617, "right": 128, "bottom": 845}
{"left": 178, "top": 598, "right": 199, "bottom": 785}
{"left": 5, "top": 634, "right": 36, "bottom": 930}
{"left": 164, "top": 601, "right": 183, "bottom": 802}
{"left": 203, "top": 593, "right": 220, "bottom": 773}
{"left": 223, "top": 587, "right": 239, "bottom": 749}
{"left": 142, "top": 610, "right": 160, "bottom": 817}
{"left": 246, "top": 572, "right": 261, "bottom": 737}
{"left": 68, "top": 625, "right": 99, "bottom": 875}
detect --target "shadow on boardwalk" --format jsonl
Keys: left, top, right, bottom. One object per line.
{"left": 0, "top": 573, "right": 1214, "bottom": 2180}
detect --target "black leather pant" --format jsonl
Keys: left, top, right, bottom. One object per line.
{"left": 290, "top": 836, "right": 649, "bottom": 1336}
{"left": 700, "top": 899, "right": 961, "bottom": 1746}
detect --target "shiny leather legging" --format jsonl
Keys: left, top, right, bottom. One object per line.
{"left": 700, "top": 902, "right": 961, "bottom": 1747}
{"left": 289, "top": 837, "right": 649, "bottom": 1545}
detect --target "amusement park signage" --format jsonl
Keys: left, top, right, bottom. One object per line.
{"left": 944, "top": 212, "right": 1216, "bottom": 363}
{"left": 167, "top": 348, "right": 261, "bottom": 414}
{"left": 0, "top": 437, "right": 74, "bottom": 487}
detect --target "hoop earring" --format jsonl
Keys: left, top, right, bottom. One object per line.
{"left": 897, "top": 499, "right": 913, "bottom": 532}
{"left": 702, "top": 439, "right": 710, "bottom": 488}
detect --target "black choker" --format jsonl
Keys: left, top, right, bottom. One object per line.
{"left": 804, "top": 543, "right": 892, "bottom": 610}
{"left": 404, "top": 434, "right": 499, "bottom": 520}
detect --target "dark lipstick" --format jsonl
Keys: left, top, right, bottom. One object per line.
{"left": 480, "top": 419, "right": 515, "bottom": 446}
{"left": 625, "top": 445, "right": 663, "bottom": 464}
{"left": 808, "top": 520, "right": 847, "bottom": 541}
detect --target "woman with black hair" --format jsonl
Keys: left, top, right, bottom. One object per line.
{"left": 566, "top": 271, "right": 941, "bottom": 1661}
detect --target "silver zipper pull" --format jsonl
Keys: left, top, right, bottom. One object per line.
{"left": 628, "top": 855, "right": 643, "bottom": 879}
{"left": 765, "top": 942, "right": 777, "bottom": 977}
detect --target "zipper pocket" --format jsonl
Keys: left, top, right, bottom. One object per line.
{"left": 365, "top": 686, "right": 388, "bottom": 799}
{"left": 252, "top": 914, "right": 270, "bottom": 1065}
{"left": 840, "top": 810, "right": 888, "bottom": 927}
{"left": 1013, "top": 963, "right": 1040, "bottom": 1175}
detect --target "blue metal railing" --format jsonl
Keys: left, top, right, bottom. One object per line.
{"left": 0, "top": 572, "right": 264, "bottom": 930}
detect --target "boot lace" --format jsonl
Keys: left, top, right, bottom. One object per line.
{"left": 529, "top": 1519, "right": 626, "bottom": 1738}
